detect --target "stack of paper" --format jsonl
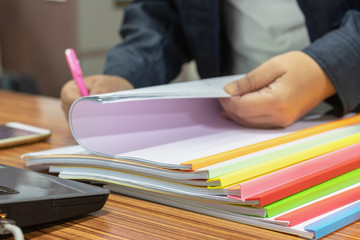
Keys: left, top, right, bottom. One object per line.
{"left": 23, "top": 76, "right": 360, "bottom": 239}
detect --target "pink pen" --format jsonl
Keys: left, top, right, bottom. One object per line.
{"left": 65, "top": 48, "right": 89, "bottom": 96}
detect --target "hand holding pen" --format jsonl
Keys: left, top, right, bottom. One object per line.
{"left": 65, "top": 48, "right": 89, "bottom": 97}
{"left": 61, "top": 49, "right": 134, "bottom": 119}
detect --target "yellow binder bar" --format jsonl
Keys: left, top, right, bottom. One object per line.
{"left": 208, "top": 132, "right": 360, "bottom": 188}
{"left": 182, "top": 114, "right": 360, "bottom": 170}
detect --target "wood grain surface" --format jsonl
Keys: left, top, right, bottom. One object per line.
{"left": 0, "top": 89, "right": 358, "bottom": 240}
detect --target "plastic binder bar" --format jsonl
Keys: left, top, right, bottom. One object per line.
{"left": 304, "top": 201, "right": 360, "bottom": 239}
{"left": 275, "top": 185, "right": 360, "bottom": 226}
{"left": 227, "top": 142, "right": 360, "bottom": 206}
{"left": 209, "top": 132, "right": 360, "bottom": 187}
{"left": 183, "top": 114, "right": 360, "bottom": 170}
{"left": 264, "top": 168, "right": 360, "bottom": 217}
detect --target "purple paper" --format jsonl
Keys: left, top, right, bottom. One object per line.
{"left": 70, "top": 98, "right": 239, "bottom": 155}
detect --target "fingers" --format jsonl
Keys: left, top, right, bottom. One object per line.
{"left": 60, "top": 75, "right": 134, "bottom": 120}
{"left": 220, "top": 51, "right": 336, "bottom": 128}
{"left": 220, "top": 109, "right": 281, "bottom": 128}
{"left": 87, "top": 75, "right": 134, "bottom": 95}
{"left": 224, "top": 56, "right": 284, "bottom": 96}
{"left": 221, "top": 56, "right": 293, "bottom": 126}
{"left": 60, "top": 80, "right": 81, "bottom": 120}
{"left": 219, "top": 80, "right": 297, "bottom": 128}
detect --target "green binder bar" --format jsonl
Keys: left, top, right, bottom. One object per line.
{"left": 264, "top": 168, "right": 360, "bottom": 217}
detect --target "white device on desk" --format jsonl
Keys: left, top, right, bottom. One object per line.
{"left": 0, "top": 122, "right": 51, "bottom": 148}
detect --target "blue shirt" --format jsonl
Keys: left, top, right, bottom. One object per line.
{"left": 104, "top": 0, "right": 360, "bottom": 116}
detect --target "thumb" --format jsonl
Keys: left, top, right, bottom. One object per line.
{"left": 224, "top": 57, "right": 285, "bottom": 96}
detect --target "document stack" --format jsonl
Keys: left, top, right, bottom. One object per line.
{"left": 23, "top": 76, "right": 360, "bottom": 239}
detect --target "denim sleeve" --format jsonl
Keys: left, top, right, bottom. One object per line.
{"left": 103, "top": 0, "right": 191, "bottom": 88}
{"left": 303, "top": 10, "right": 360, "bottom": 115}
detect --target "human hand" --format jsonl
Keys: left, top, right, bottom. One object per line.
{"left": 218, "top": 51, "right": 336, "bottom": 128}
{"left": 60, "top": 74, "right": 134, "bottom": 120}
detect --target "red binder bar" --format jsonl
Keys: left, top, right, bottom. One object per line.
{"left": 227, "top": 142, "right": 360, "bottom": 207}
{"left": 275, "top": 185, "right": 360, "bottom": 226}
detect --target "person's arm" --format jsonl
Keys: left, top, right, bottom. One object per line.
{"left": 219, "top": 9, "right": 360, "bottom": 128}
{"left": 302, "top": 10, "right": 360, "bottom": 116}
{"left": 104, "top": 0, "right": 191, "bottom": 88}
{"left": 61, "top": 0, "right": 191, "bottom": 118}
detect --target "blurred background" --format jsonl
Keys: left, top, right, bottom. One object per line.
{"left": 0, "top": 0, "right": 127, "bottom": 97}
{"left": 0, "top": 0, "right": 199, "bottom": 98}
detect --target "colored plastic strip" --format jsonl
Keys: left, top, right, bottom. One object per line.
{"left": 208, "top": 124, "right": 360, "bottom": 180}
{"left": 263, "top": 168, "right": 360, "bottom": 217}
{"left": 275, "top": 185, "right": 360, "bottom": 226}
{"left": 230, "top": 142, "right": 360, "bottom": 206}
{"left": 304, "top": 201, "right": 360, "bottom": 239}
{"left": 208, "top": 132, "right": 360, "bottom": 187}
{"left": 182, "top": 114, "right": 360, "bottom": 170}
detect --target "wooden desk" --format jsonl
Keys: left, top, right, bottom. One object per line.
{"left": 0, "top": 90, "right": 358, "bottom": 240}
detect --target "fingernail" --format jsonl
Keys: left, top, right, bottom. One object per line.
{"left": 224, "top": 82, "right": 239, "bottom": 95}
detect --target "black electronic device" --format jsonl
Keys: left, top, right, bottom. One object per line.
{"left": 0, "top": 164, "right": 109, "bottom": 227}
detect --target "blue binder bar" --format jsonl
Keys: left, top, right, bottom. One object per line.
{"left": 304, "top": 201, "right": 360, "bottom": 239}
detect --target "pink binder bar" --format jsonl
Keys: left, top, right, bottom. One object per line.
{"left": 227, "top": 142, "right": 360, "bottom": 207}
{"left": 275, "top": 185, "right": 360, "bottom": 226}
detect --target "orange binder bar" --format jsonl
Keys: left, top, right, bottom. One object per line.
{"left": 275, "top": 185, "right": 360, "bottom": 227}
{"left": 182, "top": 114, "right": 360, "bottom": 170}
{"left": 227, "top": 142, "right": 360, "bottom": 206}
